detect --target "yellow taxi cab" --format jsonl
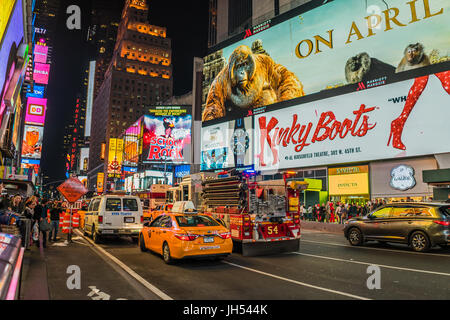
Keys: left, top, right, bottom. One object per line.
{"left": 139, "top": 201, "right": 232, "bottom": 264}
{"left": 146, "top": 203, "right": 173, "bottom": 222}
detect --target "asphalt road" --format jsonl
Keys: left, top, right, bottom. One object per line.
{"left": 76, "top": 229, "right": 450, "bottom": 300}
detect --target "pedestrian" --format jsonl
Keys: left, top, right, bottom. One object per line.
{"left": 48, "top": 202, "right": 62, "bottom": 242}
{"left": 299, "top": 203, "right": 305, "bottom": 220}
{"left": 33, "top": 198, "right": 49, "bottom": 248}
{"left": 307, "top": 205, "right": 313, "bottom": 221}
{"left": 335, "top": 204, "right": 342, "bottom": 224}
{"left": 325, "top": 202, "right": 331, "bottom": 223}
{"left": 341, "top": 204, "right": 348, "bottom": 223}
{"left": 9, "top": 194, "right": 24, "bottom": 214}
{"left": 319, "top": 203, "right": 326, "bottom": 223}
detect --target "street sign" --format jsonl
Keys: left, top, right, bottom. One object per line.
{"left": 57, "top": 177, "right": 88, "bottom": 203}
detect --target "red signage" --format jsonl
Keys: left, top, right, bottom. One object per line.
{"left": 57, "top": 177, "right": 88, "bottom": 203}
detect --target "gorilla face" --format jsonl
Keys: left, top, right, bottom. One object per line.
{"left": 229, "top": 45, "right": 255, "bottom": 94}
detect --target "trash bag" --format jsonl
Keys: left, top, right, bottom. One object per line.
{"left": 32, "top": 222, "right": 39, "bottom": 241}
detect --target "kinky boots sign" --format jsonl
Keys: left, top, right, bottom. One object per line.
{"left": 254, "top": 73, "right": 450, "bottom": 171}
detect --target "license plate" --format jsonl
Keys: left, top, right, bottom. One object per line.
{"left": 203, "top": 236, "right": 214, "bottom": 243}
{"left": 200, "top": 245, "right": 220, "bottom": 250}
{"left": 102, "top": 230, "right": 114, "bottom": 234}
{"left": 124, "top": 217, "right": 135, "bottom": 223}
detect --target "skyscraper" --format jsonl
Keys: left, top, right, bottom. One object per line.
{"left": 88, "top": 0, "right": 173, "bottom": 191}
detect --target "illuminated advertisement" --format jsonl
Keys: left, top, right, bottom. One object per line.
{"left": 201, "top": 117, "right": 253, "bottom": 170}
{"left": 77, "top": 175, "right": 88, "bottom": 188}
{"left": 21, "top": 125, "right": 44, "bottom": 159}
{"left": 0, "top": 0, "right": 15, "bottom": 44}
{"left": 26, "top": 85, "right": 45, "bottom": 98}
{"left": 0, "top": 0, "right": 24, "bottom": 111}
{"left": 254, "top": 73, "right": 450, "bottom": 171}
{"left": 20, "top": 158, "right": 41, "bottom": 175}
{"left": 202, "top": 0, "right": 450, "bottom": 122}
{"left": 107, "top": 138, "right": 124, "bottom": 177}
{"left": 33, "top": 44, "right": 48, "bottom": 63}
{"left": 25, "top": 97, "right": 47, "bottom": 125}
{"left": 97, "top": 172, "right": 104, "bottom": 193}
{"left": 84, "top": 60, "right": 96, "bottom": 137}
{"left": 123, "top": 119, "right": 141, "bottom": 166}
{"left": 79, "top": 147, "right": 89, "bottom": 172}
{"left": 11, "top": 94, "right": 22, "bottom": 148}
{"left": 328, "top": 166, "right": 369, "bottom": 195}
{"left": 33, "top": 63, "right": 50, "bottom": 84}
{"left": 142, "top": 106, "right": 191, "bottom": 163}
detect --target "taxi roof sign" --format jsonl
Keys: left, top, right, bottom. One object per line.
{"left": 57, "top": 177, "right": 88, "bottom": 203}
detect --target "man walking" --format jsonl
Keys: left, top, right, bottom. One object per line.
{"left": 49, "top": 202, "right": 62, "bottom": 242}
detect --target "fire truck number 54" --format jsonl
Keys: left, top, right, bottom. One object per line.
{"left": 267, "top": 226, "right": 278, "bottom": 235}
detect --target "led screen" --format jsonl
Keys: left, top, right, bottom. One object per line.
{"left": 33, "top": 44, "right": 48, "bottom": 63}
{"left": 25, "top": 97, "right": 47, "bottom": 125}
{"left": 254, "top": 74, "right": 450, "bottom": 171}
{"left": 202, "top": 0, "right": 450, "bottom": 122}
{"left": 21, "top": 125, "right": 44, "bottom": 159}
{"left": 142, "top": 106, "right": 192, "bottom": 164}
{"left": 33, "top": 62, "right": 50, "bottom": 84}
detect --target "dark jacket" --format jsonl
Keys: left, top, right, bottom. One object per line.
{"left": 23, "top": 207, "right": 34, "bottom": 219}
{"left": 50, "top": 207, "right": 61, "bottom": 221}
{"left": 33, "top": 204, "right": 44, "bottom": 221}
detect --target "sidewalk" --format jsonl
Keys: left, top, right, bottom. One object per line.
{"left": 19, "top": 230, "right": 159, "bottom": 300}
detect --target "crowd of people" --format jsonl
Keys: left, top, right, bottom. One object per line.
{"left": 299, "top": 199, "right": 387, "bottom": 224}
{"left": 0, "top": 183, "right": 65, "bottom": 249}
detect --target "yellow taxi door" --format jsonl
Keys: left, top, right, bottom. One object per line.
{"left": 157, "top": 215, "right": 173, "bottom": 253}
{"left": 147, "top": 216, "right": 163, "bottom": 252}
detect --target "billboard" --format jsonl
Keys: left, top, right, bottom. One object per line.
{"left": 25, "top": 97, "right": 47, "bottom": 125}
{"left": 26, "top": 85, "right": 45, "bottom": 98}
{"left": 33, "top": 44, "right": 48, "bottom": 63}
{"left": 33, "top": 62, "right": 50, "bottom": 84}
{"left": 84, "top": 60, "right": 96, "bottom": 137}
{"left": 202, "top": 0, "right": 450, "bottom": 122}
{"left": 20, "top": 158, "right": 40, "bottom": 175}
{"left": 21, "top": 125, "right": 44, "bottom": 159}
{"left": 142, "top": 106, "right": 192, "bottom": 163}
{"left": 254, "top": 73, "right": 450, "bottom": 171}
{"left": 96, "top": 172, "right": 104, "bottom": 193}
{"left": 123, "top": 118, "right": 141, "bottom": 166}
{"left": 0, "top": 0, "right": 24, "bottom": 109}
{"left": 107, "top": 138, "right": 124, "bottom": 177}
{"left": 0, "top": 0, "right": 16, "bottom": 44}
{"left": 79, "top": 147, "right": 89, "bottom": 172}
{"left": 201, "top": 117, "right": 253, "bottom": 170}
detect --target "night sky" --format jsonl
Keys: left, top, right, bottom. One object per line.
{"left": 40, "top": 0, "right": 209, "bottom": 184}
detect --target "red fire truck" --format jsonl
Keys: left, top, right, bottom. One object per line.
{"left": 200, "top": 170, "right": 304, "bottom": 256}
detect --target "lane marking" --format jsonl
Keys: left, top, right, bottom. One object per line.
{"left": 75, "top": 229, "right": 173, "bottom": 300}
{"left": 293, "top": 252, "right": 450, "bottom": 277}
{"left": 301, "top": 239, "right": 450, "bottom": 258}
{"left": 222, "top": 261, "right": 371, "bottom": 300}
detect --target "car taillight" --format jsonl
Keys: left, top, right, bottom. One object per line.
{"left": 174, "top": 233, "right": 199, "bottom": 241}
{"left": 140, "top": 216, "right": 144, "bottom": 223}
{"left": 294, "top": 219, "right": 300, "bottom": 224}
{"left": 98, "top": 216, "right": 103, "bottom": 224}
{"left": 434, "top": 220, "right": 450, "bottom": 227}
{"left": 219, "top": 232, "right": 231, "bottom": 239}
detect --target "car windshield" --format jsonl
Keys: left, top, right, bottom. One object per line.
{"left": 439, "top": 206, "right": 450, "bottom": 217}
{"left": 176, "top": 215, "right": 220, "bottom": 227}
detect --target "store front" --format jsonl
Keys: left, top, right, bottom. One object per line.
{"left": 328, "top": 165, "right": 370, "bottom": 205}
{"left": 370, "top": 157, "right": 436, "bottom": 203}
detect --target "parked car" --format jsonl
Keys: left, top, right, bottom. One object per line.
{"left": 139, "top": 201, "right": 233, "bottom": 263}
{"left": 344, "top": 202, "right": 450, "bottom": 252}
